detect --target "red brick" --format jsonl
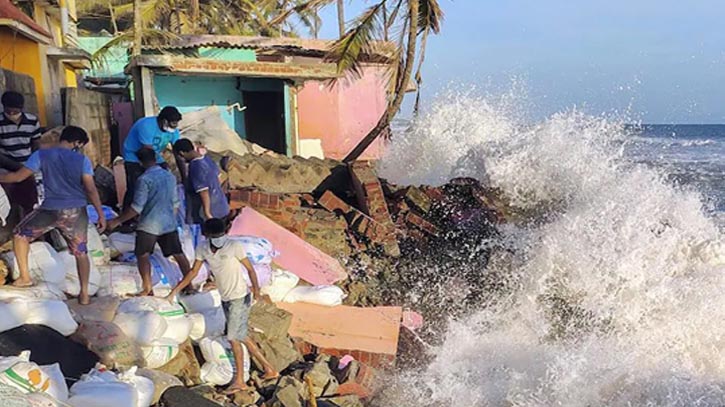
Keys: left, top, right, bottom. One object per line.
{"left": 318, "top": 191, "right": 352, "bottom": 213}
{"left": 405, "top": 212, "right": 439, "bottom": 236}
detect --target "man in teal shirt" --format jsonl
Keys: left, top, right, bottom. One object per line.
{"left": 122, "top": 106, "right": 182, "bottom": 214}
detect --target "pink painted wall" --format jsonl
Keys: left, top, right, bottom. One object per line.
{"left": 297, "top": 66, "right": 388, "bottom": 160}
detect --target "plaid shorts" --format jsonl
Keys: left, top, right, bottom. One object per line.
{"left": 223, "top": 294, "right": 252, "bottom": 342}
{"left": 15, "top": 207, "right": 88, "bottom": 256}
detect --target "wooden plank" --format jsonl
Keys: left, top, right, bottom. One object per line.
{"left": 277, "top": 303, "right": 402, "bottom": 356}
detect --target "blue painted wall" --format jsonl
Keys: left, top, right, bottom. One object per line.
{"left": 154, "top": 74, "right": 289, "bottom": 147}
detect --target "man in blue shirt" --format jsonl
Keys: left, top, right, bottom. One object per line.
{"left": 122, "top": 106, "right": 182, "bottom": 214}
{"left": 109, "top": 148, "right": 191, "bottom": 296}
{"left": 0, "top": 126, "right": 106, "bottom": 305}
{"left": 173, "top": 138, "right": 230, "bottom": 225}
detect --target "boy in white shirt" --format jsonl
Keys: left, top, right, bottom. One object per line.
{"left": 166, "top": 218, "right": 279, "bottom": 393}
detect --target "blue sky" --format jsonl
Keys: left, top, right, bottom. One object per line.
{"left": 311, "top": 0, "right": 725, "bottom": 124}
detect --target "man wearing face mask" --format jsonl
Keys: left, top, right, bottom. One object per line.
{"left": 0, "top": 126, "right": 106, "bottom": 304}
{"left": 108, "top": 147, "right": 191, "bottom": 296}
{"left": 121, "top": 106, "right": 182, "bottom": 219}
{"left": 0, "top": 91, "right": 42, "bottom": 215}
{"left": 173, "top": 138, "right": 229, "bottom": 225}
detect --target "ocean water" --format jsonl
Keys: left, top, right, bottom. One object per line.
{"left": 378, "top": 95, "right": 725, "bottom": 406}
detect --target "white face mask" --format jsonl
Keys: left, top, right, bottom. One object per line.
{"left": 162, "top": 126, "right": 174, "bottom": 133}
{"left": 4, "top": 112, "right": 21, "bottom": 122}
{"left": 210, "top": 236, "right": 228, "bottom": 249}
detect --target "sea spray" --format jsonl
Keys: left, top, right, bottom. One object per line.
{"left": 377, "top": 93, "right": 725, "bottom": 406}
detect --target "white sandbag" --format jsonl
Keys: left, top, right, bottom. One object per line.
{"left": 87, "top": 225, "right": 109, "bottom": 266}
{"left": 107, "top": 233, "right": 135, "bottom": 256}
{"left": 232, "top": 236, "right": 277, "bottom": 265}
{"left": 0, "top": 352, "right": 50, "bottom": 394}
{"left": 188, "top": 307, "right": 225, "bottom": 341}
{"left": 140, "top": 345, "right": 179, "bottom": 369}
{"left": 117, "top": 297, "right": 185, "bottom": 318}
{"left": 187, "top": 313, "right": 205, "bottom": 341}
{"left": 38, "top": 363, "right": 68, "bottom": 402}
{"left": 68, "top": 366, "right": 137, "bottom": 407}
{"left": 117, "top": 252, "right": 183, "bottom": 289}
{"left": 24, "top": 300, "right": 78, "bottom": 336}
{"left": 0, "top": 301, "right": 28, "bottom": 333}
{"left": 241, "top": 263, "right": 272, "bottom": 288}
{"left": 199, "top": 337, "right": 249, "bottom": 385}
{"left": 113, "top": 312, "right": 167, "bottom": 346}
{"left": 0, "top": 284, "right": 65, "bottom": 301}
{"left": 8, "top": 242, "right": 65, "bottom": 286}
{"left": 57, "top": 251, "right": 100, "bottom": 296}
{"left": 96, "top": 263, "right": 143, "bottom": 297}
{"left": 178, "top": 289, "right": 222, "bottom": 313}
{"left": 25, "top": 392, "right": 60, "bottom": 406}
{"left": 282, "top": 285, "right": 346, "bottom": 307}
{"left": 261, "top": 268, "right": 299, "bottom": 302}
{"left": 118, "top": 367, "right": 154, "bottom": 407}
{"left": 158, "top": 316, "right": 192, "bottom": 345}
{"left": 135, "top": 368, "right": 182, "bottom": 405}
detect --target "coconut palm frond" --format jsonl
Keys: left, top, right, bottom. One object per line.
{"left": 418, "top": 0, "right": 443, "bottom": 34}
{"left": 267, "top": 0, "right": 335, "bottom": 27}
{"left": 326, "top": 1, "right": 387, "bottom": 79}
{"left": 91, "top": 28, "right": 180, "bottom": 67}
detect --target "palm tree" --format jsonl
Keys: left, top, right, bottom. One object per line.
{"left": 337, "top": 0, "right": 345, "bottom": 37}
{"left": 326, "top": 0, "right": 443, "bottom": 162}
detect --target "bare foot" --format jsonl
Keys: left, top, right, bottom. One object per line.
{"left": 131, "top": 290, "right": 154, "bottom": 297}
{"left": 223, "top": 382, "right": 253, "bottom": 395}
{"left": 12, "top": 278, "right": 33, "bottom": 288}
{"left": 78, "top": 294, "right": 91, "bottom": 306}
{"left": 261, "top": 370, "right": 280, "bottom": 380}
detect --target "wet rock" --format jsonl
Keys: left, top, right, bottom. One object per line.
{"left": 269, "top": 376, "right": 307, "bottom": 407}
{"left": 157, "top": 340, "right": 202, "bottom": 386}
{"left": 303, "top": 356, "right": 339, "bottom": 397}
{"left": 403, "top": 186, "right": 432, "bottom": 213}
{"left": 137, "top": 368, "right": 184, "bottom": 405}
{"left": 159, "top": 386, "right": 221, "bottom": 407}
{"left": 232, "top": 388, "right": 262, "bottom": 406}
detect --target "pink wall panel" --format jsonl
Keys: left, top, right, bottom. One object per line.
{"left": 297, "top": 66, "right": 388, "bottom": 160}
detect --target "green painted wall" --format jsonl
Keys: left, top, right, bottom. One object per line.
{"left": 198, "top": 47, "right": 256, "bottom": 62}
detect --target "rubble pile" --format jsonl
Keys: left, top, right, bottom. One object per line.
{"left": 0, "top": 108, "right": 517, "bottom": 406}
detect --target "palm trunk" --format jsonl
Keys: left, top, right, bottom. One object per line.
{"left": 337, "top": 0, "right": 345, "bottom": 37}
{"left": 343, "top": 0, "right": 420, "bottom": 163}
{"left": 190, "top": 0, "right": 199, "bottom": 31}
{"left": 133, "top": 0, "right": 142, "bottom": 56}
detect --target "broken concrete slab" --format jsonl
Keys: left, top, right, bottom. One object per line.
{"left": 277, "top": 303, "right": 402, "bottom": 366}
{"left": 230, "top": 207, "right": 347, "bottom": 285}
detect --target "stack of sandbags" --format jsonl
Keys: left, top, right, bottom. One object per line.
{"left": 178, "top": 289, "right": 225, "bottom": 341}
{"left": 0, "top": 351, "right": 68, "bottom": 403}
{"left": 57, "top": 251, "right": 101, "bottom": 297}
{"left": 68, "top": 365, "right": 154, "bottom": 407}
{"left": 0, "top": 299, "right": 77, "bottom": 335}
{"left": 113, "top": 297, "right": 194, "bottom": 369}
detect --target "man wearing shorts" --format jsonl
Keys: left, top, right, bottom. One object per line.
{"left": 166, "top": 218, "right": 279, "bottom": 394}
{"left": 108, "top": 147, "right": 190, "bottom": 296}
{"left": 0, "top": 126, "right": 106, "bottom": 305}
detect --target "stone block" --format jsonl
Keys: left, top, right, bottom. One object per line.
{"left": 405, "top": 212, "right": 439, "bottom": 236}
{"left": 318, "top": 191, "right": 352, "bottom": 213}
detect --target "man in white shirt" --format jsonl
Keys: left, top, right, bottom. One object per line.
{"left": 166, "top": 218, "right": 279, "bottom": 394}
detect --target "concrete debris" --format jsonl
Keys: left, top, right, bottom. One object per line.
{"left": 269, "top": 376, "right": 307, "bottom": 407}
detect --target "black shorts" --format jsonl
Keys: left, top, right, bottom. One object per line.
{"left": 135, "top": 230, "right": 183, "bottom": 257}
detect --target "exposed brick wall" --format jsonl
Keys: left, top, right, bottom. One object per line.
{"left": 349, "top": 161, "right": 400, "bottom": 257}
